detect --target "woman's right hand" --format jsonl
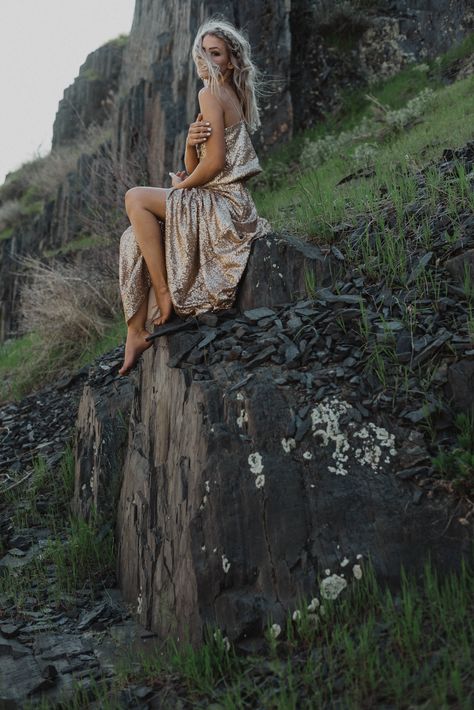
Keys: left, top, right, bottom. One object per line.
{"left": 186, "top": 112, "right": 212, "bottom": 146}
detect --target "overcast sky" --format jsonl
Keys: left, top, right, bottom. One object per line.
{"left": 0, "top": 0, "right": 135, "bottom": 185}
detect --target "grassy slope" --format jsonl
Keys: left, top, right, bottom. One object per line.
{"left": 254, "top": 34, "right": 474, "bottom": 240}
{"left": 2, "top": 32, "right": 474, "bottom": 710}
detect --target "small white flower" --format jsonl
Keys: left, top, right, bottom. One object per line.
{"left": 292, "top": 609, "right": 301, "bottom": 621}
{"left": 353, "top": 564, "right": 363, "bottom": 579}
{"left": 320, "top": 574, "right": 348, "bottom": 600}
{"left": 255, "top": 474, "right": 265, "bottom": 488}
{"left": 223, "top": 636, "right": 230, "bottom": 651}
{"left": 303, "top": 451, "right": 313, "bottom": 460}
{"left": 325, "top": 568, "right": 331, "bottom": 576}
{"left": 270, "top": 623, "right": 281, "bottom": 638}
{"left": 356, "top": 553, "right": 363, "bottom": 559}
{"left": 319, "top": 604, "right": 326, "bottom": 616}
{"left": 307, "top": 597, "right": 320, "bottom": 612}
{"left": 340, "top": 557, "right": 349, "bottom": 567}
{"left": 222, "top": 554, "right": 231, "bottom": 573}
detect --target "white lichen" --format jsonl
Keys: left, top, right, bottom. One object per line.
{"left": 320, "top": 574, "right": 348, "bottom": 600}
{"left": 222, "top": 554, "right": 231, "bottom": 573}
{"left": 248, "top": 452, "right": 263, "bottom": 475}
{"left": 236, "top": 392, "right": 244, "bottom": 401}
{"left": 310, "top": 397, "right": 397, "bottom": 475}
{"left": 136, "top": 592, "right": 143, "bottom": 614}
{"left": 281, "top": 437, "right": 296, "bottom": 453}
{"left": 237, "top": 409, "right": 248, "bottom": 428}
{"left": 205, "top": 480, "right": 210, "bottom": 493}
{"left": 303, "top": 451, "right": 313, "bottom": 460}
{"left": 255, "top": 474, "right": 265, "bottom": 488}
{"left": 353, "top": 564, "right": 363, "bottom": 580}
{"left": 340, "top": 557, "right": 350, "bottom": 567}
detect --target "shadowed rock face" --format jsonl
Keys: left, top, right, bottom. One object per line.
{"left": 104, "top": 233, "right": 473, "bottom": 648}
{"left": 114, "top": 315, "right": 470, "bottom": 648}
{"left": 2, "top": 1, "right": 473, "bottom": 344}
{"left": 52, "top": 41, "right": 125, "bottom": 148}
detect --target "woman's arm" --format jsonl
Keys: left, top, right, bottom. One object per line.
{"left": 184, "top": 141, "right": 199, "bottom": 174}
{"left": 175, "top": 88, "right": 225, "bottom": 190}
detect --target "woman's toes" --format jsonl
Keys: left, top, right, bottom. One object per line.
{"left": 119, "top": 329, "right": 152, "bottom": 375}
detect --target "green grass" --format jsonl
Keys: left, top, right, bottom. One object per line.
{"left": 432, "top": 408, "right": 474, "bottom": 496}
{"left": 254, "top": 72, "right": 474, "bottom": 239}
{"left": 1, "top": 446, "right": 116, "bottom": 611}
{"left": 0, "top": 315, "right": 126, "bottom": 403}
{"left": 0, "top": 226, "right": 13, "bottom": 241}
{"left": 43, "top": 233, "right": 111, "bottom": 258}
{"left": 24, "top": 551, "right": 474, "bottom": 709}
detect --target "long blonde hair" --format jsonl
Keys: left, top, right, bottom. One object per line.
{"left": 192, "top": 16, "right": 269, "bottom": 134}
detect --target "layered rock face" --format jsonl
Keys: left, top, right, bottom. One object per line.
{"left": 2, "top": 0, "right": 473, "bottom": 343}
{"left": 95, "top": 232, "right": 471, "bottom": 648}
{"left": 52, "top": 39, "right": 125, "bottom": 148}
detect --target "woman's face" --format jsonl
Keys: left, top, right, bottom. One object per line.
{"left": 196, "top": 33, "right": 232, "bottom": 80}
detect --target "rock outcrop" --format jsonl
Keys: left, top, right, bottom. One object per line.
{"left": 52, "top": 38, "right": 126, "bottom": 148}
{"left": 1, "top": 0, "right": 473, "bottom": 343}
{"left": 68, "top": 222, "right": 474, "bottom": 648}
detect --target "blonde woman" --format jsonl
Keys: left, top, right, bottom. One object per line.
{"left": 119, "top": 16, "right": 272, "bottom": 375}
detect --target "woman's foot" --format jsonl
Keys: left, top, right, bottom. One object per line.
{"left": 119, "top": 327, "right": 152, "bottom": 375}
{"left": 153, "top": 287, "right": 174, "bottom": 326}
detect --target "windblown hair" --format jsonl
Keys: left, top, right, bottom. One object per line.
{"left": 191, "top": 16, "right": 269, "bottom": 134}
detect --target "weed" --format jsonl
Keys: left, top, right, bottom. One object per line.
{"left": 432, "top": 408, "right": 474, "bottom": 495}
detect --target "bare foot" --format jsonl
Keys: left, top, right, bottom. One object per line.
{"left": 153, "top": 287, "right": 174, "bottom": 326}
{"left": 119, "top": 327, "right": 152, "bottom": 375}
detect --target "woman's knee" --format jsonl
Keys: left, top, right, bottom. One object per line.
{"left": 125, "top": 187, "right": 143, "bottom": 212}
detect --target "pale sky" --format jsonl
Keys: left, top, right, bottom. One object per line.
{"left": 0, "top": 0, "right": 135, "bottom": 185}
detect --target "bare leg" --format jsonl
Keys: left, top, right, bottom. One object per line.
{"left": 119, "top": 296, "right": 152, "bottom": 375}
{"left": 126, "top": 201, "right": 173, "bottom": 326}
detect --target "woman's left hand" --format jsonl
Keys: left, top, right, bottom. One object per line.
{"left": 169, "top": 170, "right": 187, "bottom": 188}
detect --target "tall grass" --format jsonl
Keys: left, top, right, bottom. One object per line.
{"left": 23, "top": 551, "right": 474, "bottom": 709}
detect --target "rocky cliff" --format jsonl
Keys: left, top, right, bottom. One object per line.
{"left": 73, "top": 229, "right": 473, "bottom": 648}
{"left": 1, "top": 0, "right": 473, "bottom": 342}
{"left": 52, "top": 37, "right": 126, "bottom": 148}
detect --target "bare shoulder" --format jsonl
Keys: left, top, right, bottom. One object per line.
{"left": 198, "top": 87, "right": 225, "bottom": 126}
{"left": 198, "top": 86, "right": 223, "bottom": 107}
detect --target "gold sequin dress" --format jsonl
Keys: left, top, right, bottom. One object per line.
{"left": 119, "top": 119, "right": 272, "bottom": 329}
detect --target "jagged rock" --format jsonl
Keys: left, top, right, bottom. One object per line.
{"left": 445, "top": 358, "right": 474, "bottom": 412}
{"left": 114, "top": 338, "right": 472, "bottom": 647}
{"left": 52, "top": 39, "right": 125, "bottom": 148}
{"left": 445, "top": 248, "right": 474, "bottom": 285}
{"left": 236, "top": 234, "right": 340, "bottom": 310}
{"left": 72, "top": 368, "right": 133, "bottom": 523}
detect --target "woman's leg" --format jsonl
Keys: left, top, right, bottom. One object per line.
{"left": 124, "top": 187, "right": 173, "bottom": 327}
{"left": 119, "top": 296, "right": 152, "bottom": 375}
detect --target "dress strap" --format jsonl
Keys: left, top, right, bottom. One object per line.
{"left": 217, "top": 85, "right": 244, "bottom": 123}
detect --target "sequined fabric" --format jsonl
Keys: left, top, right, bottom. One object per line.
{"left": 119, "top": 119, "right": 272, "bottom": 328}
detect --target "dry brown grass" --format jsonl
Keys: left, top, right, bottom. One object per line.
{"left": 0, "top": 200, "right": 27, "bottom": 230}
{"left": 18, "top": 254, "right": 121, "bottom": 373}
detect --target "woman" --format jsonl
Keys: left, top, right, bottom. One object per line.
{"left": 119, "top": 17, "right": 272, "bottom": 375}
